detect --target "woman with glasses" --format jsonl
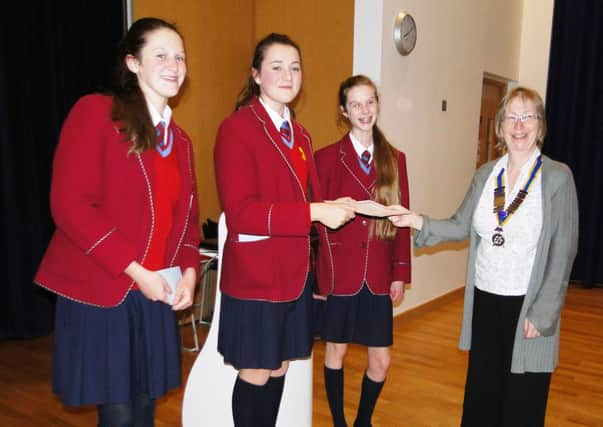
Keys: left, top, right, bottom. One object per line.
{"left": 389, "top": 86, "right": 578, "bottom": 427}
{"left": 314, "top": 75, "right": 411, "bottom": 427}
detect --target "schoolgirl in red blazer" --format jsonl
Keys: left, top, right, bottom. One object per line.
{"left": 314, "top": 75, "right": 411, "bottom": 427}
{"left": 34, "top": 18, "right": 199, "bottom": 426}
{"left": 35, "top": 93, "right": 199, "bottom": 307}
{"left": 214, "top": 33, "right": 355, "bottom": 426}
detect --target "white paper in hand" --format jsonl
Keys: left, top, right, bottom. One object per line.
{"left": 353, "top": 200, "right": 407, "bottom": 217}
{"left": 156, "top": 266, "right": 182, "bottom": 305}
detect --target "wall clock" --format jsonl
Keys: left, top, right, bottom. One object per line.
{"left": 393, "top": 12, "right": 417, "bottom": 56}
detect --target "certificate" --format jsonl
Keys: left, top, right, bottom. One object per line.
{"left": 352, "top": 200, "right": 407, "bottom": 218}
{"left": 156, "top": 266, "right": 182, "bottom": 305}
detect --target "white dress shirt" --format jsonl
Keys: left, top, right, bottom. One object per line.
{"left": 258, "top": 96, "right": 292, "bottom": 135}
{"left": 349, "top": 132, "right": 374, "bottom": 159}
{"left": 146, "top": 100, "right": 172, "bottom": 148}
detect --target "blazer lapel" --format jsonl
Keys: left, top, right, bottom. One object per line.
{"left": 295, "top": 120, "right": 321, "bottom": 201}
{"left": 172, "top": 124, "right": 194, "bottom": 207}
{"left": 248, "top": 97, "right": 307, "bottom": 200}
{"left": 339, "top": 135, "right": 374, "bottom": 197}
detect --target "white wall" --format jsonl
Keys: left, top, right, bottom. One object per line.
{"left": 518, "top": 0, "right": 554, "bottom": 100}
{"left": 353, "top": 1, "right": 383, "bottom": 84}
{"left": 355, "top": 0, "right": 526, "bottom": 314}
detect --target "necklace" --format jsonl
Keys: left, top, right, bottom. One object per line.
{"left": 491, "top": 155, "right": 542, "bottom": 247}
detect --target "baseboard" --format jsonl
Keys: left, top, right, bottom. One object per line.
{"left": 394, "top": 286, "right": 465, "bottom": 324}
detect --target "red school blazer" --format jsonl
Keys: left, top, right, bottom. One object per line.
{"left": 35, "top": 94, "right": 200, "bottom": 307}
{"left": 314, "top": 134, "right": 411, "bottom": 295}
{"left": 214, "top": 96, "right": 334, "bottom": 302}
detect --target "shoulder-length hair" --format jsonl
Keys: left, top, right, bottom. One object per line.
{"left": 494, "top": 86, "right": 547, "bottom": 151}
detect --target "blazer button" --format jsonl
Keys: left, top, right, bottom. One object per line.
{"left": 362, "top": 220, "right": 368, "bottom": 226}
{"left": 361, "top": 242, "right": 367, "bottom": 249}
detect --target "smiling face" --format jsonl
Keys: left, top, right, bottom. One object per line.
{"left": 126, "top": 27, "right": 186, "bottom": 113}
{"left": 341, "top": 84, "right": 379, "bottom": 133}
{"left": 252, "top": 43, "right": 302, "bottom": 115}
{"left": 501, "top": 97, "right": 541, "bottom": 156}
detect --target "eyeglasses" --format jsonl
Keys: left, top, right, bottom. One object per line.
{"left": 347, "top": 98, "right": 378, "bottom": 112}
{"left": 503, "top": 113, "right": 539, "bottom": 125}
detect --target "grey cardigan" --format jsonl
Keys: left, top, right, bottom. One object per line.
{"left": 415, "top": 155, "right": 578, "bottom": 373}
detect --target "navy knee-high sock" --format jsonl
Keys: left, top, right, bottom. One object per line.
{"left": 98, "top": 402, "right": 133, "bottom": 427}
{"left": 353, "top": 372, "right": 384, "bottom": 427}
{"left": 133, "top": 393, "right": 155, "bottom": 427}
{"left": 263, "top": 375, "right": 285, "bottom": 426}
{"left": 324, "top": 366, "right": 347, "bottom": 427}
{"left": 232, "top": 376, "right": 266, "bottom": 427}
{"left": 97, "top": 394, "right": 155, "bottom": 427}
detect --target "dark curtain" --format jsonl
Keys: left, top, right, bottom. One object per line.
{"left": 545, "top": 0, "right": 603, "bottom": 287}
{"left": 0, "top": 1, "right": 126, "bottom": 341}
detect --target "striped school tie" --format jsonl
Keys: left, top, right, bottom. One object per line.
{"left": 359, "top": 150, "right": 371, "bottom": 174}
{"left": 279, "top": 121, "right": 293, "bottom": 149}
{"left": 156, "top": 120, "right": 173, "bottom": 157}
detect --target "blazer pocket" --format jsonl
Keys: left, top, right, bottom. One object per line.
{"left": 225, "top": 239, "right": 274, "bottom": 292}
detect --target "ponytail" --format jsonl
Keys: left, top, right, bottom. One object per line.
{"left": 372, "top": 125, "right": 400, "bottom": 240}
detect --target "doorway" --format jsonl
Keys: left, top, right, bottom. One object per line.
{"left": 477, "top": 76, "right": 508, "bottom": 168}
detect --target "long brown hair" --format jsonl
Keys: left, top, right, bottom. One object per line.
{"left": 235, "top": 33, "right": 302, "bottom": 111}
{"left": 111, "top": 18, "right": 182, "bottom": 153}
{"left": 339, "top": 75, "right": 400, "bottom": 240}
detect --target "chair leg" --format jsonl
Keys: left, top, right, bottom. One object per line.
{"left": 182, "top": 305, "right": 200, "bottom": 352}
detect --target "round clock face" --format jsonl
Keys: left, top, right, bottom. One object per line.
{"left": 394, "top": 12, "right": 417, "bottom": 56}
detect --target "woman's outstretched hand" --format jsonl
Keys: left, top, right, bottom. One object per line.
{"left": 388, "top": 206, "right": 423, "bottom": 230}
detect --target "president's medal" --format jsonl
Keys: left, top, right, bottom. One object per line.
{"left": 492, "top": 155, "right": 542, "bottom": 247}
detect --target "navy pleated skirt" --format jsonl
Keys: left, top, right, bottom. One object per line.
{"left": 52, "top": 290, "right": 181, "bottom": 406}
{"left": 321, "top": 283, "right": 393, "bottom": 347}
{"left": 218, "top": 276, "right": 314, "bottom": 370}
